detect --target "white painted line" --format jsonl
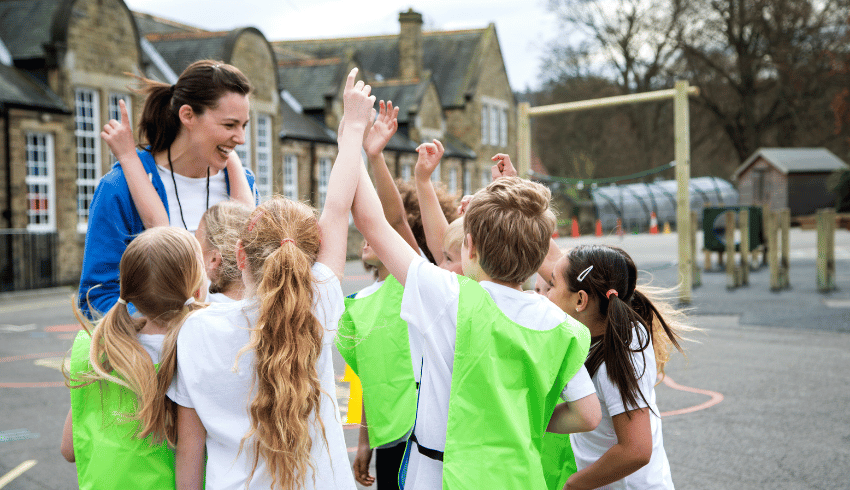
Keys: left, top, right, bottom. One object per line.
{"left": 0, "top": 460, "right": 37, "bottom": 488}
{"left": 824, "top": 299, "right": 850, "bottom": 308}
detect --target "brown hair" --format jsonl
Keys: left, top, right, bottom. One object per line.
{"left": 562, "top": 245, "right": 691, "bottom": 416}
{"left": 235, "top": 196, "right": 325, "bottom": 490}
{"left": 199, "top": 200, "right": 252, "bottom": 294}
{"left": 396, "top": 179, "right": 458, "bottom": 263}
{"left": 463, "top": 176, "right": 555, "bottom": 284}
{"left": 137, "top": 60, "right": 252, "bottom": 153}
{"left": 70, "top": 227, "right": 205, "bottom": 446}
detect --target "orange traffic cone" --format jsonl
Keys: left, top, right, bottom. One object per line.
{"left": 616, "top": 218, "right": 623, "bottom": 237}
{"left": 595, "top": 219, "right": 603, "bottom": 236}
{"left": 649, "top": 212, "right": 659, "bottom": 234}
{"left": 571, "top": 217, "right": 580, "bottom": 237}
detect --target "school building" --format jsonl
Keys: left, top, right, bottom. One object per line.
{"left": 0, "top": 1, "right": 516, "bottom": 292}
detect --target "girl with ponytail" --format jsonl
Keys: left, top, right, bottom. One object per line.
{"left": 60, "top": 226, "right": 206, "bottom": 490}
{"left": 547, "top": 244, "right": 693, "bottom": 489}
{"left": 165, "top": 68, "right": 375, "bottom": 490}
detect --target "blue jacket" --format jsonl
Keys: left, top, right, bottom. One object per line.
{"left": 77, "top": 149, "right": 256, "bottom": 318}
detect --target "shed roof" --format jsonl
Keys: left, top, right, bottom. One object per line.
{"left": 0, "top": 63, "right": 67, "bottom": 111}
{"left": 272, "top": 27, "right": 488, "bottom": 108}
{"left": 734, "top": 148, "right": 850, "bottom": 178}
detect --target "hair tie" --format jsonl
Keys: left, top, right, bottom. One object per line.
{"left": 184, "top": 297, "right": 196, "bottom": 306}
{"left": 606, "top": 289, "right": 618, "bottom": 299}
{"left": 247, "top": 209, "right": 265, "bottom": 232}
{"left": 116, "top": 298, "right": 128, "bottom": 305}
{"left": 281, "top": 238, "right": 295, "bottom": 246}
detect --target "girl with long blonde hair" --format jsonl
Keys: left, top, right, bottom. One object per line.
{"left": 166, "top": 68, "right": 375, "bottom": 490}
{"left": 60, "top": 226, "right": 206, "bottom": 490}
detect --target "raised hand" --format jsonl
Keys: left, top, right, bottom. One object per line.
{"left": 457, "top": 194, "right": 474, "bottom": 216}
{"left": 414, "top": 139, "right": 445, "bottom": 182}
{"left": 101, "top": 99, "right": 136, "bottom": 162}
{"left": 491, "top": 153, "right": 518, "bottom": 181}
{"left": 342, "top": 68, "right": 377, "bottom": 134}
{"left": 363, "top": 100, "right": 400, "bottom": 158}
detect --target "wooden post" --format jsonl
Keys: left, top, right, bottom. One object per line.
{"left": 817, "top": 209, "right": 836, "bottom": 292}
{"left": 767, "top": 210, "right": 780, "bottom": 291}
{"left": 739, "top": 208, "right": 750, "bottom": 286}
{"left": 779, "top": 208, "right": 790, "bottom": 289}
{"left": 725, "top": 210, "right": 737, "bottom": 289}
{"left": 517, "top": 102, "right": 531, "bottom": 178}
{"left": 691, "top": 210, "right": 701, "bottom": 288}
{"left": 674, "top": 81, "right": 692, "bottom": 304}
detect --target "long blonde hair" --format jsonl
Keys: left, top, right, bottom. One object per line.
{"left": 198, "top": 200, "right": 252, "bottom": 294}
{"left": 237, "top": 196, "right": 325, "bottom": 490}
{"left": 70, "top": 227, "right": 204, "bottom": 445}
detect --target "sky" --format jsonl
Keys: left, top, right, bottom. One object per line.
{"left": 123, "top": 0, "right": 562, "bottom": 91}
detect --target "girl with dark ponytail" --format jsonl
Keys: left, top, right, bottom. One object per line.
{"left": 547, "top": 244, "right": 692, "bottom": 490}
{"left": 61, "top": 227, "right": 206, "bottom": 489}
{"left": 165, "top": 68, "right": 375, "bottom": 490}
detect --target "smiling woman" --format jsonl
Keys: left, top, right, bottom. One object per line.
{"left": 78, "top": 60, "right": 259, "bottom": 318}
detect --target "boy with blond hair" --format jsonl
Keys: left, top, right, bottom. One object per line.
{"left": 350, "top": 151, "right": 600, "bottom": 489}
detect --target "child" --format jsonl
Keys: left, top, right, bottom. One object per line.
{"left": 195, "top": 200, "right": 253, "bottom": 302}
{"left": 165, "top": 68, "right": 374, "bottom": 490}
{"left": 60, "top": 226, "right": 206, "bottom": 490}
{"left": 547, "top": 244, "right": 690, "bottom": 490}
{"left": 350, "top": 154, "right": 599, "bottom": 489}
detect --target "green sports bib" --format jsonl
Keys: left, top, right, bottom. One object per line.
{"left": 337, "top": 276, "right": 418, "bottom": 448}
{"left": 69, "top": 330, "right": 175, "bottom": 490}
{"left": 442, "top": 278, "right": 590, "bottom": 489}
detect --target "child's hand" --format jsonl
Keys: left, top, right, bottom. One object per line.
{"left": 457, "top": 194, "right": 473, "bottom": 216}
{"left": 342, "top": 68, "right": 376, "bottom": 133}
{"left": 353, "top": 444, "right": 375, "bottom": 486}
{"left": 414, "top": 139, "right": 445, "bottom": 181}
{"left": 491, "top": 153, "right": 518, "bottom": 180}
{"left": 101, "top": 99, "right": 136, "bottom": 162}
{"left": 363, "top": 100, "right": 399, "bottom": 158}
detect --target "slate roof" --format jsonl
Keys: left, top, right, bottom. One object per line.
{"left": 132, "top": 11, "right": 202, "bottom": 36}
{"left": 277, "top": 58, "right": 350, "bottom": 112}
{"left": 0, "top": 63, "right": 67, "bottom": 111}
{"left": 143, "top": 30, "right": 234, "bottom": 75}
{"left": 272, "top": 27, "right": 488, "bottom": 109}
{"left": 734, "top": 148, "right": 850, "bottom": 178}
{"left": 278, "top": 94, "right": 336, "bottom": 143}
{"left": 0, "top": 0, "right": 64, "bottom": 60}
{"left": 369, "top": 77, "right": 434, "bottom": 124}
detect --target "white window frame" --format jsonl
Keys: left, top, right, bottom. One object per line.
{"left": 430, "top": 161, "right": 442, "bottom": 184}
{"left": 490, "top": 105, "right": 499, "bottom": 146}
{"left": 284, "top": 154, "right": 298, "bottom": 200}
{"left": 318, "top": 157, "right": 332, "bottom": 210}
{"left": 481, "top": 168, "right": 490, "bottom": 189}
{"left": 448, "top": 167, "right": 458, "bottom": 195}
{"left": 255, "top": 114, "right": 273, "bottom": 199}
{"left": 481, "top": 104, "right": 489, "bottom": 145}
{"left": 75, "top": 87, "right": 101, "bottom": 233}
{"left": 500, "top": 108, "right": 509, "bottom": 147}
{"left": 401, "top": 163, "right": 412, "bottom": 181}
{"left": 107, "top": 93, "right": 131, "bottom": 166}
{"left": 25, "top": 132, "right": 56, "bottom": 232}
{"left": 463, "top": 167, "right": 472, "bottom": 195}
{"left": 235, "top": 120, "right": 252, "bottom": 171}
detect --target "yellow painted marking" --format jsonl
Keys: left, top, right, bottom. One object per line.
{"left": 342, "top": 364, "right": 362, "bottom": 424}
{"left": 0, "top": 460, "right": 37, "bottom": 489}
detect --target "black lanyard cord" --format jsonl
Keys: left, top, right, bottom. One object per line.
{"left": 167, "top": 146, "right": 210, "bottom": 230}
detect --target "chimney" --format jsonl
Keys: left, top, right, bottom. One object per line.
{"left": 399, "top": 8, "right": 423, "bottom": 80}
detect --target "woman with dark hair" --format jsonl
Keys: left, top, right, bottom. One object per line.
{"left": 79, "top": 60, "right": 257, "bottom": 317}
{"left": 547, "top": 244, "right": 692, "bottom": 490}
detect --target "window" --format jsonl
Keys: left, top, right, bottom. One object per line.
{"left": 481, "top": 168, "right": 490, "bottom": 189}
{"left": 75, "top": 88, "right": 101, "bottom": 233}
{"left": 431, "top": 162, "right": 442, "bottom": 184}
{"left": 235, "top": 121, "right": 251, "bottom": 171}
{"left": 255, "top": 115, "right": 272, "bottom": 199}
{"left": 107, "top": 93, "right": 131, "bottom": 165}
{"left": 401, "top": 163, "right": 412, "bottom": 181}
{"left": 500, "top": 108, "right": 508, "bottom": 147}
{"left": 481, "top": 105, "right": 489, "bottom": 145}
{"left": 448, "top": 167, "right": 458, "bottom": 195}
{"left": 318, "top": 157, "right": 332, "bottom": 210}
{"left": 284, "top": 154, "right": 298, "bottom": 200}
{"left": 463, "top": 167, "right": 472, "bottom": 195}
{"left": 490, "top": 105, "right": 499, "bottom": 146}
{"left": 26, "top": 132, "right": 55, "bottom": 231}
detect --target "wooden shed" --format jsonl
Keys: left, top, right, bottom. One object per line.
{"left": 733, "top": 148, "right": 849, "bottom": 217}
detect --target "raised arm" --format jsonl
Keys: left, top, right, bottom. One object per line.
{"left": 414, "top": 140, "right": 450, "bottom": 264}
{"left": 101, "top": 99, "right": 168, "bottom": 229}
{"left": 364, "top": 101, "right": 419, "bottom": 252}
{"left": 316, "top": 68, "right": 376, "bottom": 277}
{"left": 224, "top": 151, "right": 256, "bottom": 207}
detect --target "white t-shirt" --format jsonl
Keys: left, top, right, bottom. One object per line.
{"left": 206, "top": 291, "right": 236, "bottom": 304}
{"left": 570, "top": 330, "right": 674, "bottom": 490}
{"left": 354, "top": 279, "right": 424, "bottom": 383}
{"left": 137, "top": 333, "right": 164, "bottom": 364}
{"left": 156, "top": 165, "right": 229, "bottom": 232}
{"left": 167, "top": 262, "right": 355, "bottom": 490}
{"left": 399, "top": 258, "right": 583, "bottom": 489}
